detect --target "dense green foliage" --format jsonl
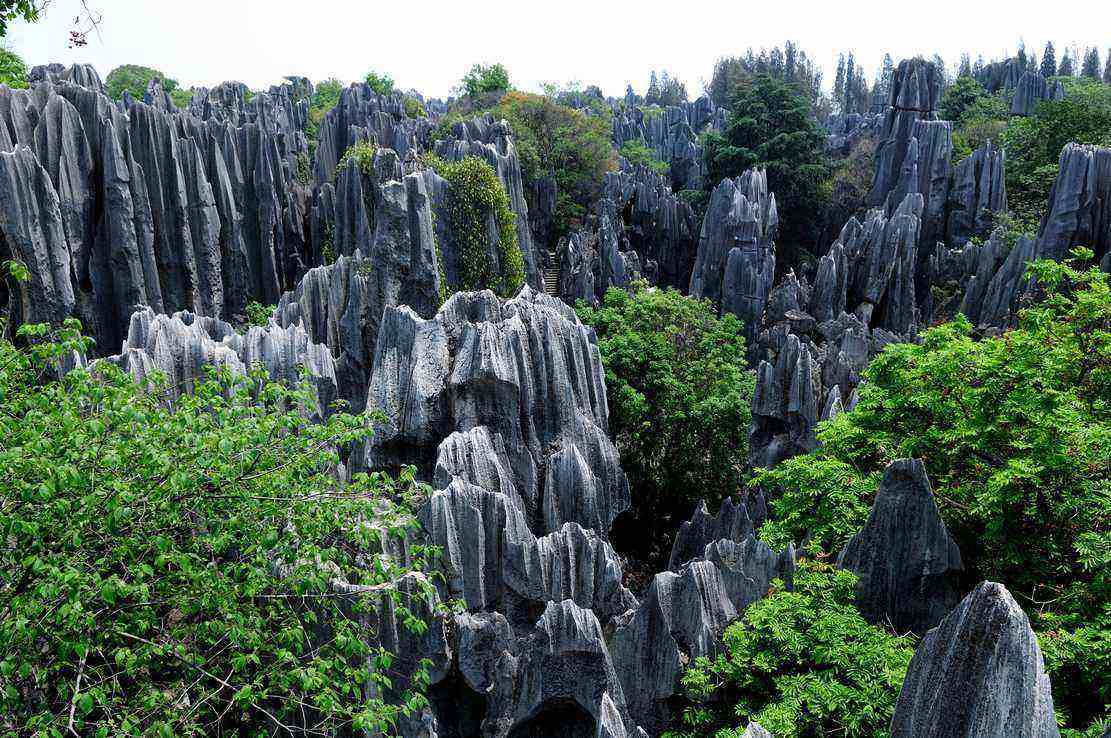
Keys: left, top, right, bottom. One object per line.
{"left": 0, "top": 0, "right": 38, "bottom": 36}
{"left": 704, "top": 74, "right": 830, "bottom": 266}
{"left": 305, "top": 77, "right": 344, "bottom": 150}
{"left": 460, "top": 63, "right": 509, "bottom": 98}
{"left": 1002, "top": 78, "right": 1111, "bottom": 225}
{"left": 364, "top": 70, "right": 394, "bottom": 96}
{"left": 619, "top": 139, "right": 670, "bottom": 175}
{"left": 335, "top": 140, "right": 377, "bottom": 179}
{"left": 244, "top": 301, "right": 274, "bottom": 327}
{"left": 433, "top": 91, "right": 615, "bottom": 246}
{"left": 939, "top": 75, "right": 991, "bottom": 123}
{"left": 0, "top": 43, "right": 26, "bottom": 87}
{"left": 577, "top": 285, "right": 753, "bottom": 569}
{"left": 0, "top": 320, "right": 443, "bottom": 736}
{"left": 756, "top": 254, "right": 1111, "bottom": 732}
{"left": 105, "top": 64, "right": 181, "bottom": 103}
{"left": 670, "top": 561, "right": 915, "bottom": 738}
{"left": 426, "top": 154, "right": 524, "bottom": 297}
{"left": 708, "top": 42, "right": 824, "bottom": 108}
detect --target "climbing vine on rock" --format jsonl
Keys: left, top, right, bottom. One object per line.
{"left": 426, "top": 153, "right": 524, "bottom": 297}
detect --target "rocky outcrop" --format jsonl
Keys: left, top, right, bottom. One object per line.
{"left": 838, "top": 459, "right": 963, "bottom": 635}
{"left": 104, "top": 306, "right": 338, "bottom": 418}
{"left": 947, "top": 140, "right": 1006, "bottom": 248}
{"left": 1010, "top": 71, "right": 1066, "bottom": 117}
{"left": 1036, "top": 143, "right": 1111, "bottom": 265}
{"left": 870, "top": 58, "right": 943, "bottom": 207}
{"left": 667, "top": 494, "right": 763, "bottom": 570}
{"left": 364, "top": 287, "right": 628, "bottom": 535}
{"left": 689, "top": 170, "right": 778, "bottom": 344}
{"left": 611, "top": 96, "right": 726, "bottom": 191}
{"left": 890, "top": 581, "right": 1060, "bottom": 738}
{"left": 556, "top": 200, "right": 640, "bottom": 307}
{"left": 0, "top": 69, "right": 314, "bottom": 352}
{"left": 825, "top": 112, "right": 882, "bottom": 156}
{"left": 602, "top": 164, "right": 699, "bottom": 290}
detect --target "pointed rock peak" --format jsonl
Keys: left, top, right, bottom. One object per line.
{"left": 890, "top": 581, "right": 1059, "bottom": 738}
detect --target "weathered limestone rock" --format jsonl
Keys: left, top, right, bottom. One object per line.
{"left": 668, "top": 495, "right": 756, "bottom": 571}
{"left": 602, "top": 164, "right": 699, "bottom": 290}
{"left": 611, "top": 96, "right": 725, "bottom": 191}
{"left": 1011, "top": 71, "right": 1066, "bottom": 117}
{"left": 689, "top": 170, "right": 778, "bottom": 343}
{"left": 365, "top": 287, "right": 628, "bottom": 536}
{"left": 1036, "top": 143, "right": 1111, "bottom": 265}
{"left": 838, "top": 459, "right": 963, "bottom": 635}
{"left": 870, "top": 58, "right": 942, "bottom": 207}
{"left": 947, "top": 140, "right": 1007, "bottom": 247}
{"left": 890, "top": 582, "right": 1060, "bottom": 738}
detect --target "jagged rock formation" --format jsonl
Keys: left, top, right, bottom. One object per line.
{"left": 689, "top": 170, "right": 778, "bottom": 344}
{"left": 433, "top": 115, "right": 542, "bottom": 289}
{"left": 1036, "top": 143, "right": 1111, "bottom": 266}
{"left": 602, "top": 164, "right": 699, "bottom": 290}
{"left": 838, "top": 459, "right": 963, "bottom": 635}
{"left": 870, "top": 58, "right": 943, "bottom": 208}
{"left": 0, "top": 67, "right": 313, "bottom": 353}
{"left": 947, "top": 139, "right": 1007, "bottom": 247}
{"left": 611, "top": 96, "right": 726, "bottom": 191}
{"left": 889, "top": 581, "right": 1060, "bottom": 738}
{"left": 610, "top": 515, "right": 794, "bottom": 733}
{"left": 556, "top": 200, "right": 640, "bottom": 306}
{"left": 668, "top": 493, "right": 766, "bottom": 571}
{"left": 824, "top": 112, "right": 882, "bottom": 156}
{"left": 103, "top": 306, "right": 338, "bottom": 418}
{"left": 1011, "top": 71, "right": 1067, "bottom": 117}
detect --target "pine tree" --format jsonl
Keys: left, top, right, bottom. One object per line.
{"left": 646, "top": 71, "right": 660, "bottom": 106}
{"left": 844, "top": 53, "right": 856, "bottom": 113}
{"left": 785, "top": 40, "right": 798, "bottom": 81}
{"left": 1041, "top": 42, "right": 1057, "bottom": 78}
{"left": 959, "top": 53, "right": 972, "bottom": 77}
{"left": 1082, "top": 47, "right": 1101, "bottom": 79}
{"left": 1104, "top": 51, "right": 1111, "bottom": 84}
{"left": 833, "top": 54, "right": 846, "bottom": 113}
{"left": 1059, "top": 50, "right": 1074, "bottom": 77}
{"left": 1017, "top": 41, "right": 1028, "bottom": 69}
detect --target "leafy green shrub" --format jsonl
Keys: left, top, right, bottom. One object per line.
{"left": 1002, "top": 78, "right": 1111, "bottom": 225}
{"left": 336, "top": 140, "right": 377, "bottom": 179}
{"left": 577, "top": 285, "right": 753, "bottom": 568}
{"left": 670, "top": 560, "right": 915, "bottom": 738}
{"left": 425, "top": 153, "right": 523, "bottom": 296}
{"left": 756, "top": 253, "right": 1111, "bottom": 732}
{"left": 0, "top": 319, "right": 443, "bottom": 736}
{"left": 0, "top": 1, "right": 40, "bottom": 36}
{"left": 0, "top": 44, "right": 28, "bottom": 88}
{"left": 940, "top": 75, "right": 991, "bottom": 123}
{"left": 403, "top": 96, "right": 427, "bottom": 118}
{"left": 244, "top": 300, "right": 274, "bottom": 327}
{"left": 460, "top": 63, "right": 509, "bottom": 98}
{"left": 619, "top": 139, "right": 670, "bottom": 175}
{"left": 305, "top": 77, "right": 344, "bottom": 147}
{"left": 295, "top": 151, "right": 311, "bottom": 185}
{"left": 105, "top": 64, "right": 181, "bottom": 102}
{"left": 169, "top": 86, "right": 192, "bottom": 109}
{"left": 364, "top": 70, "right": 394, "bottom": 96}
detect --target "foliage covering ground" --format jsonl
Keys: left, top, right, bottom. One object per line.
{"left": 577, "top": 284, "right": 754, "bottom": 571}
{"left": 0, "top": 318, "right": 445, "bottom": 736}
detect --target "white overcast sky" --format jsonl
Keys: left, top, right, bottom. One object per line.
{"left": 6, "top": 0, "right": 1111, "bottom": 99}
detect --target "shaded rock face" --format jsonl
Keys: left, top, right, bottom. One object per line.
{"left": 890, "top": 582, "right": 1060, "bottom": 738}
{"left": 104, "top": 306, "right": 338, "bottom": 419}
{"left": 1036, "top": 143, "right": 1111, "bottom": 266}
{"left": 689, "top": 169, "right": 778, "bottom": 345}
{"left": 611, "top": 95, "right": 726, "bottom": 192}
{"left": 432, "top": 115, "right": 542, "bottom": 290}
{"left": 602, "top": 164, "right": 699, "bottom": 290}
{"left": 946, "top": 139, "right": 1006, "bottom": 249}
{"left": 870, "top": 58, "right": 943, "bottom": 208}
{"left": 0, "top": 68, "right": 313, "bottom": 353}
{"left": 824, "top": 112, "right": 882, "bottom": 156}
{"left": 1011, "top": 71, "right": 1067, "bottom": 117}
{"left": 556, "top": 200, "right": 640, "bottom": 307}
{"left": 838, "top": 459, "right": 963, "bottom": 635}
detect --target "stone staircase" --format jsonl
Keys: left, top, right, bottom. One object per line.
{"left": 542, "top": 251, "right": 559, "bottom": 296}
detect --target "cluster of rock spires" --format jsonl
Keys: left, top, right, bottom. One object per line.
{"left": 0, "top": 58, "right": 1100, "bottom": 736}
{"left": 611, "top": 95, "right": 726, "bottom": 192}
{"left": 977, "top": 56, "right": 1067, "bottom": 117}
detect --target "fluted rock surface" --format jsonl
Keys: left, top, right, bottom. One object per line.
{"left": 611, "top": 96, "right": 725, "bottom": 191}
{"left": 555, "top": 200, "right": 639, "bottom": 307}
{"left": 1036, "top": 143, "right": 1111, "bottom": 265}
{"left": 838, "top": 459, "right": 963, "bottom": 635}
{"left": 1011, "top": 71, "right": 1066, "bottom": 117}
{"left": 890, "top": 582, "right": 1059, "bottom": 738}
{"left": 947, "top": 140, "right": 1006, "bottom": 247}
{"left": 689, "top": 170, "right": 778, "bottom": 343}
{"left": 870, "top": 58, "right": 942, "bottom": 207}
{"left": 602, "top": 164, "right": 699, "bottom": 289}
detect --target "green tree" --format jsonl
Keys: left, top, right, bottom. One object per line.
{"left": 364, "top": 69, "right": 394, "bottom": 96}
{"left": 1002, "top": 78, "right": 1111, "bottom": 225}
{"left": 1041, "top": 41, "right": 1058, "bottom": 78}
{"left": 0, "top": 0, "right": 40, "bottom": 36}
{"left": 670, "top": 561, "right": 916, "bottom": 738}
{"left": 105, "top": 64, "right": 182, "bottom": 102}
{"left": 305, "top": 77, "right": 344, "bottom": 148}
{"left": 755, "top": 253, "right": 1111, "bottom": 732}
{"left": 0, "top": 319, "right": 444, "bottom": 736}
{"left": 460, "top": 63, "right": 509, "bottom": 98}
{"left": 939, "top": 74, "right": 990, "bottom": 122}
{"left": 577, "top": 284, "right": 754, "bottom": 569}
{"left": 703, "top": 74, "right": 830, "bottom": 266}
{"left": 619, "top": 139, "right": 670, "bottom": 175}
{"left": 0, "top": 43, "right": 26, "bottom": 87}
